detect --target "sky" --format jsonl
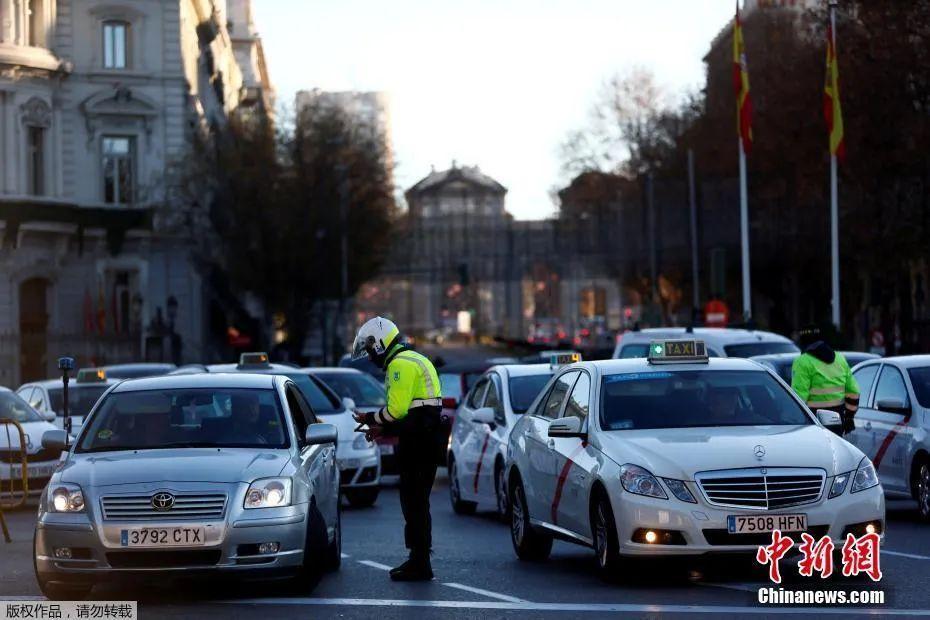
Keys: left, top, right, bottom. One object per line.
{"left": 253, "top": 0, "right": 736, "bottom": 220}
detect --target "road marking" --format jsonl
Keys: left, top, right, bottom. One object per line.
{"left": 884, "top": 549, "right": 930, "bottom": 561}
{"left": 442, "top": 582, "right": 526, "bottom": 603}
{"left": 216, "top": 597, "right": 924, "bottom": 614}
{"left": 357, "top": 560, "right": 392, "bottom": 571}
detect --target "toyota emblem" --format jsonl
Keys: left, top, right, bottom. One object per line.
{"left": 152, "top": 492, "right": 175, "bottom": 511}
{"left": 754, "top": 445, "right": 766, "bottom": 460}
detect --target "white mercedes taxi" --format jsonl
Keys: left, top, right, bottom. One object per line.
{"left": 506, "top": 340, "right": 885, "bottom": 576}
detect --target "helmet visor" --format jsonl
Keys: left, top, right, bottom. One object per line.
{"left": 351, "top": 334, "right": 374, "bottom": 360}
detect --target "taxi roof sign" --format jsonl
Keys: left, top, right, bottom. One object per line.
{"left": 550, "top": 352, "right": 582, "bottom": 369}
{"left": 238, "top": 352, "right": 271, "bottom": 368}
{"left": 76, "top": 368, "right": 107, "bottom": 383}
{"left": 647, "top": 339, "right": 708, "bottom": 364}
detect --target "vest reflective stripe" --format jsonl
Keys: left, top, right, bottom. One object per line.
{"left": 410, "top": 398, "right": 442, "bottom": 408}
{"left": 810, "top": 387, "right": 844, "bottom": 396}
{"left": 396, "top": 352, "right": 438, "bottom": 399}
{"left": 808, "top": 398, "right": 844, "bottom": 409}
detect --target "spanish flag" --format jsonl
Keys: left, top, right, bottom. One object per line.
{"left": 732, "top": 5, "right": 753, "bottom": 154}
{"left": 824, "top": 24, "right": 846, "bottom": 161}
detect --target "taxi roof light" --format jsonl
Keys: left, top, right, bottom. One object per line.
{"left": 647, "top": 339, "right": 708, "bottom": 365}
{"left": 76, "top": 368, "right": 107, "bottom": 383}
{"left": 238, "top": 352, "right": 271, "bottom": 369}
{"left": 550, "top": 352, "right": 582, "bottom": 369}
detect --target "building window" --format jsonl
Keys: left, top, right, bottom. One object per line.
{"left": 102, "top": 136, "right": 135, "bottom": 204}
{"left": 27, "top": 0, "right": 43, "bottom": 47}
{"left": 26, "top": 126, "right": 45, "bottom": 195}
{"left": 103, "top": 21, "right": 129, "bottom": 69}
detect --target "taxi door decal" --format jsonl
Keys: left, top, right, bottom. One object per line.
{"left": 550, "top": 441, "right": 587, "bottom": 525}
{"left": 872, "top": 410, "right": 912, "bottom": 469}
{"left": 473, "top": 433, "right": 492, "bottom": 493}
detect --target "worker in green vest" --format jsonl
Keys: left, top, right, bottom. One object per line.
{"left": 791, "top": 325, "right": 860, "bottom": 434}
{"left": 351, "top": 316, "right": 442, "bottom": 581}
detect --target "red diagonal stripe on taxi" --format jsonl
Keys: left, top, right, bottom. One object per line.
{"left": 551, "top": 442, "right": 587, "bottom": 525}
{"left": 473, "top": 434, "right": 491, "bottom": 493}
{"left": 872, "top": 412, "right": 912, "bottom": 469}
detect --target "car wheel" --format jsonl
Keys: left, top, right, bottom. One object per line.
{"left": 345, "top": 487, "right": 380, "bottom": 508}
{"left": 917, "top": 462, "right": 930, "bottom": 522}
{"left": 34, "top": 533, "right": 92, "bottom": 601}
{"left": 325, "top": 496, "right": 342, "bottom": 571}
{"left": 510, "top": 476, "right": 552, "bottom": 561}
{"left": 591, "top": 491, "right": 623, "bottom": 579}
{"left": 292, "top": 502, "right": 328, "bottom": 590}
{"left": 449, "top": 458, "right": 477, "bottom": 515}
{"left": 494, "top": 463, "right": 510, "bottom": 521}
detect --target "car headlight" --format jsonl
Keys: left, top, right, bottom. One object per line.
{"left": 851, "top": 458, "right": 879, "bottom": 493}
{"left": 619, "top": 464, "right": 668, "bottom": 499}
{"left": 662, "top": 478, "right": 696, "bottom": 503}
{"left": 244, "top": 478, "right": 292, "bottom": 509}
{"left": 353, "top": 433, "right": 373, "bottom": 450}
{"left": 47, "top": 483, "right": 85, "bottom": 513}
{"left": 829, "top": 472, "right": 851, "bottom": 498}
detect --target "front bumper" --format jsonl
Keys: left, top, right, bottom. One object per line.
{"left": 35, "top": 507, "right": 309, "bottom": 584}
{"left": 337, "top": 441, "right": 380, "bottom": 488}
{"left": 610, "top": 484, "right": 885, "bottom": 557}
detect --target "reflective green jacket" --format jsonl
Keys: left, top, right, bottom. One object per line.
{"left": 375, "top": 344, "right": 442, "bottom": 424}
{"left": 791, "top": 351, "right": 859, "bottom": 411}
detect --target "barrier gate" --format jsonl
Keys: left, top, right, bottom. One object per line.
{"left": 0, "top": 418, "right": 28, "bottom": 543}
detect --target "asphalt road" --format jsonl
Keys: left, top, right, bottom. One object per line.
{"left": 2, "top": 473, "right": 930, "bottom": 619}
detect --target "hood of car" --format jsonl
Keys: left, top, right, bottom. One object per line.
{"left": 0, "top": 420, "right": 58, "bottom": 453}
{"left": 596, "top": 424, "right": 863, "bottom": 480}
{"left": 61, "top": 448, "right": 290, "bottom": 487}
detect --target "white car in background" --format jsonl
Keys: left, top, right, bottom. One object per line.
{"left": 0, "top": 387, "right": 64, "bottom": 498}
{"left": 847, "top": 355, "right": 930, "bottom": 521}
{"left": 614, "top": 327, "right": 798, "bottom": 359}
{"left": 448, "top": 363, "right": 556, "bottom": 519}
{"left": 507, "top": 340, "right": 884, "bottom": 577}
{"left": 17, "top": 369, "right": 118, "bottom": 432}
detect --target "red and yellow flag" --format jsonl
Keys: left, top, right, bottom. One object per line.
{"left": 732, "top": 5, "right": 753, "bottom": 154}
{"left": 824, "top": 24, "right": 846, "bottom": 161}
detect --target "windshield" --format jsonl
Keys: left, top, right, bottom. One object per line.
{"left": 440, "top": 374, "right": 463, "bottom": 401}
{"left": 907, "top": 367, "right": 930, "bottom": 408}
{"left": 509, "top": 374, "right": 553, "bottom": 414}
{"left": 282, "top": 373, "right": 341, "bottom": 414}
{"left": 48, "top": 385, "right": 109, "bottom": 417}
{"left": 600, "top": 370, "right": 811, "bottom": 431}
{"left": 724, "top": 342, "right": 799, "bottom": 358}
{"left": 77, "top": 388, "right": 288, "bottom": 452}
{"left": 0, "top": 392, "right": 42, "bottom": 424}
{"left": 314, "top": 372, "right": 385, "bottom": 407}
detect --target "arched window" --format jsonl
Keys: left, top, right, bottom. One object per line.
{"left": 103, "top": 21, "right": 130, "bottom": 69}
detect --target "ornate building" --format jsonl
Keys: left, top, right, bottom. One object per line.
{"left": 0, "top": 0, "right": 272, "bottom": 384}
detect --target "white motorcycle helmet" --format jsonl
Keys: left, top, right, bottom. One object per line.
{"left": 351, "top": 316, "right": 401, "bottom": 361}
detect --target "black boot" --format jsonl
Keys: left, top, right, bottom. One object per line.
{"left": 390, "top": 552, "right": 433, "bottom": 581}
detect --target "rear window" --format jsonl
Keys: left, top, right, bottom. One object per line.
{"left": 723, "top": 342, "right": 799, "bottom": 358}
{"left": 618, "top": 344, "right": 650, "bottom": 359}
{"left": 600, "top": 370, "right": 811, "bottom": 431}
{"left": 0, "top": 391, "right": 42, "bottom": 424}
{"left": 508, "top": 373, "right": 553, "bottom": 414}
{"left": 49, "top": 385, "right": 109, "bottom": 417}
{"left": 314, "top": 372, "right": 386, "bottom": 408}
{"left": 907, "top": 367, "right": 930, "bottom": 408}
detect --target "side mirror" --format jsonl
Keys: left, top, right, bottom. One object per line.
{"left": 43, "top": 410, "right": 56, "bottom": 423}
{"left": 342, "top": 397, "right": 356, "bottom": 412}
{"left": 305, "top": 423, "right": 338, "bottom": 446}
{"left": 548, "top": 416, "right": 585, "bottom": 439}
{"left": 471, "top": 407, "right": 496, "bottom": 425}
{"left": 41, "top": 429, "right": 69, "bottom": 454}
{"left": 816, "top": 409, "right": 843, "bottom": 433}
{"left": 876, "top": 397, "right": 910, "bottom": 415}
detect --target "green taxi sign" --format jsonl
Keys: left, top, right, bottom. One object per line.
{"left": 647, "top": 339, "right": 708, "bottom": 364}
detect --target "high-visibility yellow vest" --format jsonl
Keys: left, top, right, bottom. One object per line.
{"left": 791, "top": 352, "right": 859, "bottom": 411}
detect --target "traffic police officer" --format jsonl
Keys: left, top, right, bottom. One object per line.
{"left": 791, "top": 326, "right": 860, "bottom": 434}
{"left": 351, "top": 316, "right": 442, "bottom": 581}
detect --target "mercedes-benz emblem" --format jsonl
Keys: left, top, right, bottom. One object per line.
{"left": 754, "top": 445, "right": 766, "bottom": 460}
{"left": 152, "top": 492, "right": 175, "bottom": 511}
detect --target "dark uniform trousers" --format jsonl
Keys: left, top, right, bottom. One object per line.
{"left": 395, "top": 405, "right": 441, "bottom": 555}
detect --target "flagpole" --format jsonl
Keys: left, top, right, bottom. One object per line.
{"left": 829, "top": 0, "right": 841, "bottom": 329}
{"left": 739, "top": 137, "right": 751, "bottom": 321}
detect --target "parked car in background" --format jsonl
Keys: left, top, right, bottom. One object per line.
{"left": 307, "top": 367, "right": 398, "bottom": 477}
{"left": 437, "top": 363, "right": 492, "bottom": 464}
{"left": 100, "top": 363, "right": 177, "bottom": 379}
{"left": 752, "top": 352, "right": 880, "bottom": 384}
{"left": 846, "top": 355, "right": 930, "bottom": 521}
{"left": 18, "top": 369, "right": 119, "bottom": 431}
{"left": 33, "top": 373, "right": 341, "bottom": 600}
{"left": 448, "top": 363, "right": 556, "bottom": 519}
{"left": 0, "top": 387, "right": 63, "bottom": 498}
{"left": 338, "top": 354, "right": 385, "bottom": 382}
{"left": 614, "top": 327, "right": 798, "bottom": 359}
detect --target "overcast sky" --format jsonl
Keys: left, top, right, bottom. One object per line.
{"left": 253, "top": 0, "right": 736, "bottom": 220}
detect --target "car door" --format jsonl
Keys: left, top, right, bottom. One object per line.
{"left": 472, "top": 372, "right": 506, "bottom": 502}
{"left": 848, "top": 363, "right": 880, "bottom": 451}
{"left": 286, "top": 383, "right": 338, "bottom": 528}
{"left": 551, "top": 370, "right": 597, "bottom": 538}
{"left": 524, "top": 371, "right": 578, "bottom": 521}
{"left": 456, "top": 377, "right": 489, "bottom": 498}
{"left": 859, "top": 365, "right": 912, "bottom": 492}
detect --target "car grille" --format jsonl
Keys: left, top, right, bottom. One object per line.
{"left": 695, "top": 468, "right": 825, "bottom": 510}
{"left": 101, "top": 493, "right": 227, "bottom": 520}
{"left": 106, "top": 550, "right": 222, "bottom": 568}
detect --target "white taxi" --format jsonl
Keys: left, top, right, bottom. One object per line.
{"left": 506, "top": 340, "right": 885, "bottom": 577}
{"left": 448, "top": 363, "right": 557, "bottom": 519}
{"left": 0, "top": 387, "right": 63, "bottom": 498}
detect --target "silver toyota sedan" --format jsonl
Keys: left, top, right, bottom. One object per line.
{"left": 33, "top": 373, "right": 341, "bottom": 600}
